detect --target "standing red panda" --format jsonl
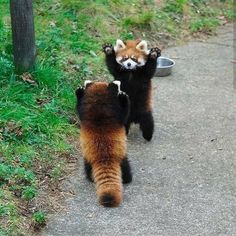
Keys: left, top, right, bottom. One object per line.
{"left": 102, "top": 39, "right": 161, "bottom": 141}
{"left": 75, "top": 80, "right": 132, "bottom": 207}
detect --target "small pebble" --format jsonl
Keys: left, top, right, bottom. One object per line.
{"left": 87, "top": 213, "right": 94, "bottom": 218}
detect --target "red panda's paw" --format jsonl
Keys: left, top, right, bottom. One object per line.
{"left": 149, "top": 47, "right": 161, "bottom": 59}
{"left": 118, "top": 91, "right": 128, "bottom": 98}
{"left": 102, "top": 43, "right": 113, "bottom": 55}
{"left": 118, "top": 91, "right": 129, "bottom": 106}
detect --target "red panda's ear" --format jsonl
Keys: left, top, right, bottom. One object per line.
{"left": 114, "top": 39, "right": 126, "bottom": 52}
{"left": 136, "top": 40, "right": 149, "bottom": 54}
{"left": 113, "top": 81, "right": 121, "bottom": 93}
{"left": 108, "top": 80, "right": 120, "bottom": 94}
{"left": 84, "top": 80, "right": 92, "bottom": 88}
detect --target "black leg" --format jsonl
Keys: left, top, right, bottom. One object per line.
{"left": 125, "top": 121, "right": 131, "bottom": 135}
{"left": 75, "top": 87, "right": 84, "bottom": 100}
{"left": 84, "top": 159, "right": 93, "bottom": 182}
{"left": 121, "top": 157, "right": 132, "bottom": 184}
{"left": 139, "top": 111, "right": 154, "bottom": 141}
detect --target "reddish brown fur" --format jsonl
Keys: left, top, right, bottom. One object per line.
{"left": 116, "top": 39, "right": 148, "bottom": 62}
{"left": 80, "top": 125, "right": 126, "bottom": 206}
{"left": 146, "top": 82, "right": 153, "bottom": 112}
{"left": 78, "top": 82, "right": 127, "bottom": 207}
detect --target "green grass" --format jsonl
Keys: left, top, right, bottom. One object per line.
{"left": 32, "top": 211, "right": 47, "bottom": 229}
{"left": 190, "top": 18, "right": 220, "bottom": 33}
{"left": 0, "top": 0, "right": 234, "bottom": 234}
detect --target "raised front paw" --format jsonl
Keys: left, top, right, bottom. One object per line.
{"left": 118, "top": 91, "right": 129, "bottom": 102}
{"left": 118, "top": 91, "right": 130, "bottom": 109}
{"left": 102, "top": 43, "right": 113, "bottom": 55}
{"left": 149, "top": 47, "right": 161, "bottom": 59}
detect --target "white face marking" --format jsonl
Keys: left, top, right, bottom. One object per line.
{"left": 116, "top": 57, "right": 147, "bottom": 69}
{"left": 137, "top": 58, "right": 145, "bottom": 67}
{"left": 113, "top": 80, "right": 121, "bottom": 92}
{"left": 123, "top": 58, "right": 137, "bottom": 69}
{"left": 116, "top": 56, "right": 123, "bottom": 66}
{"left": 84, "top": 80, "right": 92, "bottom": 87}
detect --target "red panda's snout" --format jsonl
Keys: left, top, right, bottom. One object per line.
{"left": 116, "top": 55, "right": 146, "bottom": 69}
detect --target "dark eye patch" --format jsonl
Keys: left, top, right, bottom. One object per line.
{"left": 131, "top": 58, "right": 138, "bottom": 63}
{"left": 121, "top": 57, "right": 128, "bottom": 62}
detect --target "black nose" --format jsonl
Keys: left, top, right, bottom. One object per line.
{"left": 127, "top": 62, "right": 131, "bottom": 67}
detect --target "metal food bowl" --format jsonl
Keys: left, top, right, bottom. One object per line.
{"left": 155, "top": 56, "right": 175, "bottom": 77}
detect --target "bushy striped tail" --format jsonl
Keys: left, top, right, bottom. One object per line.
{"left": 93, "top": 161, "right": 123, "bottom": 207}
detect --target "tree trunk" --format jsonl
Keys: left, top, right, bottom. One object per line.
{"left": 10, "top": 0, "right": 36, "bottom": 73}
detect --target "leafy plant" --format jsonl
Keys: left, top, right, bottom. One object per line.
{"left": 0, "top": 203, "right": 16, "bottom": 217}
{"left": 0, "top": 164, "right": 12, "bottom": 183}
{"left": 32, "top": 211, "right": 47, "bottom": 228}
{"left": 22, "top": 186, "right": 37, "bottom": 201}
{"left": 32, "top": 211, "right": 47, "bottom": 224}
{"left": 191, "top": 18, "right": 220, "bottom": 33}
{"left": 0, "top": 227, "right": 9, "bottom": 236}
{"left": 164, "top": 0, "right": 188, "bottom": 14}
{"left": 123, "top": 11, "right": 155, "bottom": 28}
{"left": 224, "top": 8, "right": 236, "bottom": 20}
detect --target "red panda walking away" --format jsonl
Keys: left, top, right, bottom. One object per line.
{"left": 75, "top": 81, "right": 132, "bottom": 207}
{"left": 102, "top": 39, "right": 161, "bottom": 141}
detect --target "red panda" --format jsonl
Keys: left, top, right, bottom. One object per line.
{"left": 102, "top": 39, "right": 161, "bottom": 141}
{"left": 75, "top": 80, "right": 132, "bottom": 207}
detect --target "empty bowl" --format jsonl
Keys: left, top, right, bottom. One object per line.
{"left": 155, "top": 56, "right": 175, "bottom": 77}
